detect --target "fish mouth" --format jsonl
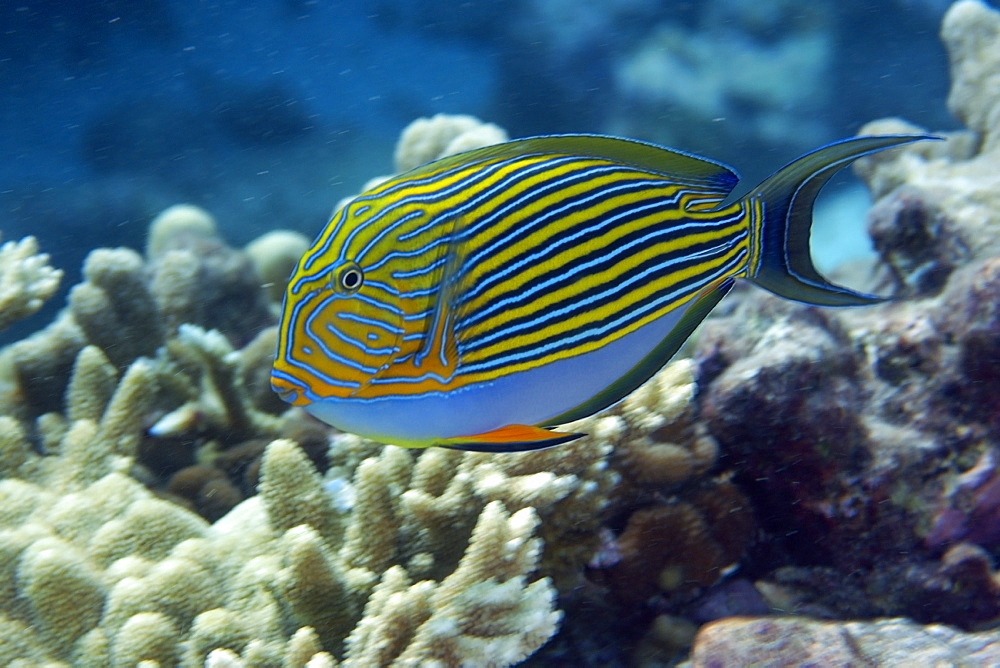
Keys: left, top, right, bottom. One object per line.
{"left": 270, "top": 368, "right": 312, "bottom": 406}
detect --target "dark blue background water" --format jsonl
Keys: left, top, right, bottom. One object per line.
{"left": 0, "top": 0, "right": 961, "bottom": 342}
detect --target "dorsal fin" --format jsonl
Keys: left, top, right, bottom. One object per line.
{"left": 401, "top": 134, "right": 741, "bottom": 196}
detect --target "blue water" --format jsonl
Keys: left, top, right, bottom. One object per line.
{"left": 0, "top": 0, "right": 956, "bottom": 342}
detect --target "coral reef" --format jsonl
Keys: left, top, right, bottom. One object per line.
{"left": 0, "top": 204, "right": 295, "bottom": 500}
{"left": 518, "top": 2, "right": 1000, "bottom": 662}
{"left": 8, "top": 4, "right": 1000, "bottom": 654}
{"left": 0, "top": 338, "right": 578, "bottom": 666}
{"left": 0, "top": 411, "right": 565, "bottom": 665}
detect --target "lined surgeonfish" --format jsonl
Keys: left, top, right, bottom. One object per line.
{"left": 272, "top": 133, "right": 933, "bottom": 451}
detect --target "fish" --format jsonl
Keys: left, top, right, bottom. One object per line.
{"left": 271, "top": 133, "right": 934, "bottom": 452}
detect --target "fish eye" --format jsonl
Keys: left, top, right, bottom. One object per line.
{"left": 337, "top": 263, "right": 364, "bottom": 293}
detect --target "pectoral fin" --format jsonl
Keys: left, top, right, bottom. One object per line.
{"left": 437, "top": 424, "right": 584, "bottom": 452}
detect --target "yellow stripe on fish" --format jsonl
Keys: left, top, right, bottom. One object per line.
{"left": 272, "top": 133, "right": 937, "bottom": 451}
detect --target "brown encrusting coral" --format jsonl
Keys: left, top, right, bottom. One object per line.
{"left": 600, "top": 480, "right": 753, "bottom": 606}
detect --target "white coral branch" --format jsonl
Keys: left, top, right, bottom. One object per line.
{"left": 0, "top": 235, "right": 63, "bottom": 331}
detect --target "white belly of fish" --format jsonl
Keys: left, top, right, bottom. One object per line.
{"left": 304, "top": 300, "right": 692, "bottom": 447}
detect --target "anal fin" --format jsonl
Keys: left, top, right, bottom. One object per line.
{"left": 437, "top": 424, "right": 583, "bottom": 452}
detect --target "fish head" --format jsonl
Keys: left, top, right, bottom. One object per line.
{"left": 271, "top": 203, "right": 410, "bottom": 405}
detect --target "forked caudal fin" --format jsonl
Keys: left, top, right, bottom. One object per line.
{"left": 746, "top": 134, "right": 939, "bottom": 306}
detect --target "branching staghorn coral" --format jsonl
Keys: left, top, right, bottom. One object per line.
{"left": 0, "top": 310, "right": 703, "bottom": 666}
{"left": 0, "top": 354, "right": 566, "bottom": 666}
{"left": 0, "top": 234, "right": 63, "bottom": 332}
{"left": 0, "top": 206, "right": 289, "bottom": 457}
{"left": 148, "top": 323, "right": 284, "bottom": 444}
{"left": 322, "top": 429, "right": 618, "bottom": 592}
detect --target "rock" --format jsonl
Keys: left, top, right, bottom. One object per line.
{"left": 690, "top": 616, "right": 1000, "bottom": 667}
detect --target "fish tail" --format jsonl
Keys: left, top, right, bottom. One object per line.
{"left": 745, "top": 134, "right": 938, "bottom": 306}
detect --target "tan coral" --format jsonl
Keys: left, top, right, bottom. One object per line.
{"left": 102, "top": 556, "right": 223, "bottom": 633}
{"left": 0, "top": 234, "right": 63, "bottom": 332}
{"left": 146, "top": 204, "right": 218, "bottom": 259}
{"left": 149, "top": 249, "right": 205, "bottom": 334}
{"left": 16, "top": 536, "right": 106, "bottom": 656}
{"left": 149, "top": 323, "right": 284, "bottom": 445}
{"left": 69, "top": 247, "right": 164, "bottom": 368}
{"left": 50, "top": 356, "right": 157, "bottom": 490}
{"left": 65, "top": 345, "right": 118, "bottom": 424}
{"left": 283, "top": 627, "right": 332, "bottom": 667}
{"left": 1, "top": 199, "right": 281, "bottom": 457}
{"left": 344, "top": 502, "right": 561, "bottom": 667}
{"left": 365, "top": 435, "right": 616, "bottom": 588}
{"left": 341, "top": 566, "right": 433, "bottom": 666}
{"left": 0, "top": 416, "right": 31, "bottom": 479}
{"left": 110, "top": 611, "right": 181, "bottom": 667}
{"left": 3, "top": 312, "right": 87, "bottom": 419}
{"left": 338, "top": 447, "right": 415, "bottom": 577}
{"left": 0, "top": 423, "right": 563, "bottom": 666}
{"left": 245, "top": 230, "right": 311, "bottom": 304}
{"left": 258, "top": 440, "right": 565, "bottom": 664}
{"left": 258, "top": 439, "right": 343, "bottom": 544}
{"left": 393, "top": 113, "right": 508, "bottom": 172}
{"left": 275, "top": 525, "right": 356, "bottom": 649}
